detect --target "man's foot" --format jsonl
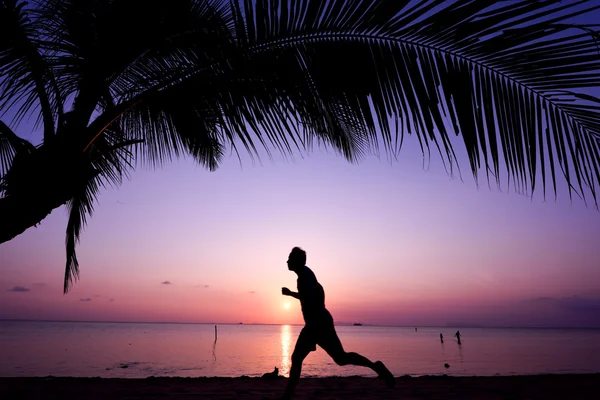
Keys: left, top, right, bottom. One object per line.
{"left": 374, "top": 361, "right": 395, "bottom": 388}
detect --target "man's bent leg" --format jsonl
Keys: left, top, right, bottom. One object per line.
{"left": 319, "top": 326, "right": 374, "bottom": 367}
{"left": 282, "top": 327, "right": 316, "bottom": 400}
{"left": 319, "top": 326, "right": 395, "bottom": 388}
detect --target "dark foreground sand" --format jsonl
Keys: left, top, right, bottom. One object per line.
{"left": 1, "top": 375, "right": 599, "bottom": 399}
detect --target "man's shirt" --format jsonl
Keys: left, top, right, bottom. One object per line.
{"left": 297, "top": 266, "right": 326, "bottom": 324}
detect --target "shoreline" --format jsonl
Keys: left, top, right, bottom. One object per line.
{"left": 2, "top": 374, "right": 599, "bottom": 399}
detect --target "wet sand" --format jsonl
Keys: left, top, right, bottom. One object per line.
{"left": 1, "top": 374, "right": 599, "bottom": 399}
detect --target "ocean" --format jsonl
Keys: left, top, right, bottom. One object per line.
{"left": 1, "top": 321, "right": 599, "bottom": 378}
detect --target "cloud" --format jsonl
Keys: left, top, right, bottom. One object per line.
{"left": 196, "top": 284, "right": 210, "bottom": 288}
{"left": 80, "top": 298, "right": 92, "bottom": 302}
{"left": 109, "top": 298, "right": 115, "bottom": 302}
{"left": 161, "top": 281, "right": 172, "bottom": 285}
{"left": 249, "top": 291, "right": 256, "bottom": 294}
{"left": 8, "top": 286, "right": 30, "bottom": 292}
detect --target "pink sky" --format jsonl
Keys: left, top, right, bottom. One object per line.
{"left": 1, "top": 132, "right": 599, "bottom": 328}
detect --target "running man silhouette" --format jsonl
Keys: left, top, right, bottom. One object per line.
{"left": 280, "top": 247, "right": 395, "bottom": 399}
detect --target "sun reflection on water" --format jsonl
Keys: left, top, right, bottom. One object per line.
{"left": 280, "top": 325, "right": 293, "bottom": 376}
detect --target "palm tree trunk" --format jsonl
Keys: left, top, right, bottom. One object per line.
{"left": 0, "top": 191, "right": 68, "bottom": 244}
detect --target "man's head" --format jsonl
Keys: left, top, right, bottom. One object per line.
{"left": 287, "top": 247, "right": 306, "bottom": 271}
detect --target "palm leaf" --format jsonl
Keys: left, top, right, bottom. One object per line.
{"left": 228, "top": 0, "right": 600, "bottom": 203}
{"left": 63, "top": 173, "right": 100, "bottom": 293}
{"left": 0, "top": 119, "right": 35, "bottom": 194}
{"left": 32, "top": 0, "right": 234, "bottom": 131}
{"left": 89, "top": 0, "right": 600, "bottom": 203}
{"left": 0, "top": 0, "right": 61, "bottom": 138}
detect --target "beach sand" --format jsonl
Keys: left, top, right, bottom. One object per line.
{"left": 1, "top": 375, "right": 599, "bottom": 399}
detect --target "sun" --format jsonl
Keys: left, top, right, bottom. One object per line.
{"left": 283, "top": 303, "right": 291, "bottom": 310}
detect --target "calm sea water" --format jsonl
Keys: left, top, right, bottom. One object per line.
{"left": 1, "top": 321, "right": 599, "bottom": 378}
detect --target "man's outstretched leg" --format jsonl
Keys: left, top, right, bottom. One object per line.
{"left": 320, "top": 329, "right": 395, "bottom": 388}
{"left": 281, "top": 329, "right": 315, "bottom": 400}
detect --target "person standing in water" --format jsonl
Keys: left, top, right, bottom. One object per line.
{"left": 280, "top": 247, "right": 395, "bottom": 399}
{"left": 455, "top": 330, "right": 462, "bottom": 345}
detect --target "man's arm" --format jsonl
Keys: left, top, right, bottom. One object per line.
{"left": 282, "top": 287, "right": 301, "bottom": 300}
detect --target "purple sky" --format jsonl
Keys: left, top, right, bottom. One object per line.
{"left": 2, "top": 129, "right": 599, "bottom": 327}
{"left": 1, "top": 5, "right": 600, "bottom": 328}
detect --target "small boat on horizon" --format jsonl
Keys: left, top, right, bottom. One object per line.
{"left": 353, "top": 323, "right": 363, "bottom": 326}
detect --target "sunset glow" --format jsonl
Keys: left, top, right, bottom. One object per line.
{"left": 1, "top": 140, "right": 599, "bottom": 328}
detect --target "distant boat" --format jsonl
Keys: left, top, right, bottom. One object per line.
{"left": 239, "top": 322, "right": 243, "bottom": 324}
{"left": 353, "top": 323, "right": 363, "bottom": 326}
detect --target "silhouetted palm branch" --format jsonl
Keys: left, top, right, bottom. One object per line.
{"left": 0, "top": 120, "right": 35, "bottom": 188}
{"left": 227, "top": 0, "right": 600, "bottom": 201}
{"left": 0, "top": 0, "right": 62, "bottom": 137}
{"left": 64, "top": 179, "right": 95, "bottom": 293}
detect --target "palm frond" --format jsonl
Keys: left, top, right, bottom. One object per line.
{"left": 0, "top": 119, "right": 35, "bottom": 193}
{"left": 33, "top": 0, "right": 235, "bottom": 131}
{"left": 229, "top": 0, "right": 600, "bottom": 204}
{"left": 76, "top": 0, "right": 240, "bottom": 163}
{"left": 63, "top": 175, "right": 99, "bottom": 293}
{"left": 0, "top": 0, "right": 61, "bottom": 139}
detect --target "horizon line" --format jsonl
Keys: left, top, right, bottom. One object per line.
{"left": 1, "top": 318, "right": 599, "bottom": 330}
